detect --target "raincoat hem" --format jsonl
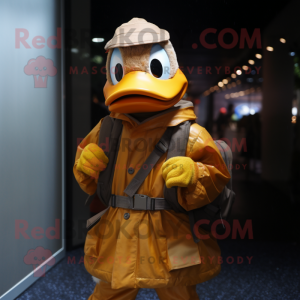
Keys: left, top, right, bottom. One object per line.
{"left": 86, "top": 258, "right": 221, "bottom": 289}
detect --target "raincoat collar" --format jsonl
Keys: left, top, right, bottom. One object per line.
{"left": 109, "top": 100, "right": 196, "bottom": 130}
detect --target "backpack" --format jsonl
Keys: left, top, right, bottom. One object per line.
{"left": 85, "top": 115, "right": 235, "bottom": 243}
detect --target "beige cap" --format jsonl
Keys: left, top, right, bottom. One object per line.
{"left": 104, "top": 18, "right": 170, "bottom": 50}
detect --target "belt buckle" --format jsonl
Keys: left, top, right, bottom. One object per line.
{"left": 133, "top": 194, "right": 148, "bottom": 210}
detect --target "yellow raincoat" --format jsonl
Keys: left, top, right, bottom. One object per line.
{"left": 73, "top": 104, "right": 230, "bottom": 289}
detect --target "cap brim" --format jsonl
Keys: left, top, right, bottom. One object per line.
{"left": 104, "top": 30, "right": 170, "bottom": 50}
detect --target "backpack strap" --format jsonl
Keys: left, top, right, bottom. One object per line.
{"left": 86, "top": 207, "right": 110, "bottom": 229}
{"left": 163, "top": 121, "right": 192, "bottom": 213}
{"left": 188, "top": 140, "right": 231, "bottom": 243}
{"left": 162, "top": 121, "right": 202, "bottom": 243}
{"left": 123, "top": 126, "right": 174, "bottom": 197}
{"left": 97, "top": 117, "right": 123, "bottom": 206}
{"left": 214, "top": 140, "right": 235, "bottom": 220}
{"left": 84, "top": 116, "right": 115, "bottom": 207}
{"left": 188, "top": 140, "right": 235, "bottom": 240}
{"left": 214, "top": 140, "right": 232, "bottom": 190}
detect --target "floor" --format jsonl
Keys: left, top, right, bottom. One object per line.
{"left": 16, "top": 240, "right": 300, "bottom": 300}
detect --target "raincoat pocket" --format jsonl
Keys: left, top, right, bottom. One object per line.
{"left": 162, "top": 211, "right": 201, "bottom": 271}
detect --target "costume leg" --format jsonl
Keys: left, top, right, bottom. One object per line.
{"left": 88, "top": 280, "right": 140, "bottom": 300}
{"left": 155, "top": 285, "right": 199, "bottom": 300}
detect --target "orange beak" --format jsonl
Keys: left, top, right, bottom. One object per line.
{"left": 103, "top": 69, "right": 188, "bottom": 113}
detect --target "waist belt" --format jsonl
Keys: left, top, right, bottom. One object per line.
{"left": 109, "top": 194, "right": 172, "bottom": 210}
{"left": 86, "top": 194, "right": 172, "bottom": 229}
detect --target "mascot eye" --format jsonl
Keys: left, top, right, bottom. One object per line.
{"left": 148, "top": 44, "right": 170, "bottom": 80}
{"left": 110, "top": 48, "right": 124, "bottom": 85}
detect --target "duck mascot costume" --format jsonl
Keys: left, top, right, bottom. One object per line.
{"left": 74, "top": 18, "right": 230, "bottom": 300}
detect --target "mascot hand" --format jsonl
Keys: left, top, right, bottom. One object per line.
{"left": 76, "top": 143, "right": 109, "bottom": 179}
{"left": 162, "top": 156, "right": 197, "bottom": 188}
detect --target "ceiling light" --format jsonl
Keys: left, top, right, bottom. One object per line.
{"left": 241, "top": 105, "right": 250, "bottom": 114}
{"left": 218, "top": 82, "right": 224, "bottom": 87}
{"left": 279, "top": 38, "right": 286, "bottom": 43}
{"left": 236, "top": 70, "right": 242, "bottom": 75}
{"left": 248, "top": 60, "right": 255, "bottom": 65}
{"left": 292, "top": 107, "right": 298, "bottom": 116}
{"left": 266, "top": 46, "right": 274, "bottom": 51}
{"left": 255, "top": 54, "right": 262, "bottom": 59}
{"left": 222, "top": 79, "right": 228, "bottom": 84}
{"left": 242, "top": 65, "right": 248, "bottom": 70}
{"left": 250, "top": 109, "right": 255, "bottom": 115}
{"left": 231, "top": 74, "right": 237, "bottom": 78}
{"left": 92, "top": 37, "right": 105, "bottom": 43}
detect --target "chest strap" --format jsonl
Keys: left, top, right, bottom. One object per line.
{"left": 109, "top": 194, "right": 173, "bottom": 210}
{"left": 86, "top": 126, "right": 174, "bottom": 229}
{"left": 86, "top": 194, "right": 172, "bottom": 229}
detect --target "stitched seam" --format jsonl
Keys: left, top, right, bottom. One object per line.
{"left": 92, "top": 268, "right": 112, "bottom": 274}
{"left": 135, "top": 264, "right": 220, "bottom": 280}
{"left": 189, "top": 127, "right": 202, "bottom": 153}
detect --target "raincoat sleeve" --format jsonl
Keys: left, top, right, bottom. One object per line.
{"left": 73, "top": 119, "right": 103, "bottom": 195}
{"left": 177, "top": 123, "right": 231, "bottom": 211}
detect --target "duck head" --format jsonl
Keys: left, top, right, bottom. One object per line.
{"left": 103, "top": 18, "right": 188, "bottom": 114}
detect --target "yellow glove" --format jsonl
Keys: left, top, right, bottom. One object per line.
{"left": 162, "top": 156, "right": 197, "bottom": 188}
{"left": 76, "top": 143, "right": 109, "bottom": 179}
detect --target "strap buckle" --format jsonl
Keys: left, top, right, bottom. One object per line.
{"left": 204, "top": 204, "right": 219, "bottom": 216}
{"left": 155, "top": 141, "right": 168, "bottom": 153}
{"left": 150, "top": 198, "right": 155, "bottom": 210}
{"left": 133, "top": 194, "right": 148, "bottom": 210}
{"left": 111, "top": 194, "right": 116, "bottom": 208}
